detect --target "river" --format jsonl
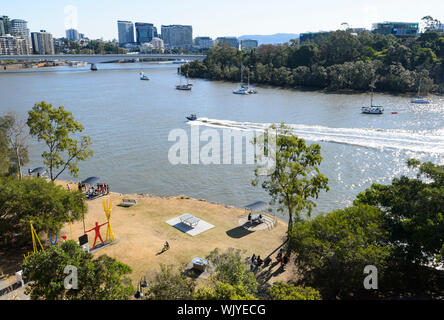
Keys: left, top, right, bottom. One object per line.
{"left": 1, "top": 63, "right": 443, "bottom": 219}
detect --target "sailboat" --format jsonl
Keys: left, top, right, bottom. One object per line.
{"left": 411, "top": 78, "right": 430, "bottom": 104}
{"left": 241, "top": 70, "right": 257, "bottom": 94}
{"left": 140, "top": 71, "right": 150, "bottom": 81}
{"left": 176, "top": 65, "right": 192, "bottom": 91}
{"left": 362, "top": 90, "right": 384, "bottom": 114}
{"left": 233, "top": 58, "right": 249, "bottom": 95}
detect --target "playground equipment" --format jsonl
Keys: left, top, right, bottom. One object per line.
{"left": 103, "top": 200, "right": 114, "bottom": 243}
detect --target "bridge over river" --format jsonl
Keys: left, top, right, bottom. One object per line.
{"left": 0, "top": 53, "right": 206, "bottom": 70}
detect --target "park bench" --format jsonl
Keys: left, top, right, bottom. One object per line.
{"left": 119, "top": 199, "right": 137, "bottom": 207}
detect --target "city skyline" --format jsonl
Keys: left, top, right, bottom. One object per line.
{"left": 1, "top": 0, "right": 443, "bottom": 41}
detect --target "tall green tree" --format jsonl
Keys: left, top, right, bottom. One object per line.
{"left": 0, "top": 125, "right": 9, "bottom": 176}
{"left": 0, "top": 113, "right": 29, "bottom": 178}
{"left": 355, "top": 159, "right": 444, "bottom": 265}
{"left": 206, "top": 248, "right": 258, "bottom": 295}
{"left": 147, "top": 264, "right": 196, "bottom": 300}
{"left": 0, "top": 177, "right": 86, "bottom": 243}
{"left": 288, "top": 204, "right": 392, "bottom": 299}
{"left": 22, "top": 240, "right": 134, "bottom": 300}
{"left": 253, "top": 124, "right": 329, "bottom": 235}
{"left": 27, "top": 101, "right": 93, "bottom": 181}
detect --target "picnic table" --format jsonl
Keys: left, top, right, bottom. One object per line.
{"left": 119, "top": 198, "right": 137, "bottom": 207}
{"left": 191, "top": 257, "right": 209, "bottom": 272}
{"left": 179, "top": 214, "right": 200, "bottom": 228}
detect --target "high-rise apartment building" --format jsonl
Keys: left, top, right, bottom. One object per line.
{"left": 0, "top": 16, "right": 11, "bottom": 36}
{"left": 215, "top": 37, "right": 239, "bottom": 49}
{"left": 372, "top": 22, "right": 419, "bottom": 37}
{"left": 117, "top": 20, "right": 135, "bottom": 46}
{"left": 240, "top": 39, "right": 258, "bottom": 50}
{"left": 135, "top": 22, "right": 157, "bottom": 44}
{"left": 0, "top": 34, "right": 29, "bottom": 55}
{"left": 11, "top": 19, "right": 31, "bottom": 50}
{"left": 66, "top": 28, "right": 80, "bottom": 41}
{"left": 161, "top": 25, "right": 192, "bottom": 49}
{"left": 31, "top": 30, "right": 55, "bottom": 54}
{"left": 194, "top": 36, "right": 213, "bottom": 49}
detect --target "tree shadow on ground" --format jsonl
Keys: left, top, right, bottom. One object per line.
{"left": 0, "top": 245, "right": 33, "bottom": 277}
{"left": 225, "top": 226, "right": 255, "bottom": 239}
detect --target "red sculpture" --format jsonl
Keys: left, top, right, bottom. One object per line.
{"left": 85, "top": 221, "right": 108, "bottom": 249}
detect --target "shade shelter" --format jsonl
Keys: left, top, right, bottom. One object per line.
{"left": 244, "top": 201, "right": 270, "bottom": 213}
{"left": 81, "top": 177, "right": 100, "bottom": 186}
{"left": 29, "top": 167, "right": 46, "bottom": 177}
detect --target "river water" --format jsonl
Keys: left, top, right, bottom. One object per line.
{"left": 0, "top": 63, "right": 443, "bottom": 218}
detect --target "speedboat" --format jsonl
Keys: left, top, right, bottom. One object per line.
{"left": 186, "top": 114, "right": 197, "bottom": 121}
{"left": 176, "top": 84, "right": 192, "bottom": 91}
{"left": 362, "top": 106, "right": 384, "bottom": 114}
{"left": 140, "top": 72, "right": 150, "bottom": 81}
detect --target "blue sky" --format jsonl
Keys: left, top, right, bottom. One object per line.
{"left": 2, "top": 0, "right": 443, "bottom": 40}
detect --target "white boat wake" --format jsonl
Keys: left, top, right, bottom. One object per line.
{"left": 188, "top": 118, "right": 444, "bottom": 155}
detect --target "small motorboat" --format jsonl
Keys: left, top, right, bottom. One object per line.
{"left": 186, "top": 114, "right": 197, "bottom": 121}
{"left": 411, "top": 97, "right": 430, "bottom": 104}
{"left": 176, "top": 84, "right": 192, "bottom": 91}
{"left": 140, "top": 72, "right": 150, "bottom": 81}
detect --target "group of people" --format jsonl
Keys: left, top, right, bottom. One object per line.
{"left": 276, "top": 248, "right": 289, "bottom": 269}
{"left": 250, "top": 253, "right": 264, "bottom": 271}
{"left": 78, "top": 182, "right": 110, "bottom": 199}
{"left": 247, "top": 213, "right": 264, "bottom": 224}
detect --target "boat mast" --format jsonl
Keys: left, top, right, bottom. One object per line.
{"left": 417, "top": 78, "right": 422, "bottom": 97}
{"left": 240, "top": 55, "right": 243, "bottom": 85}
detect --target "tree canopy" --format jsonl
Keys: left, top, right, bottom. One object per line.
{"left": 22, "top": 240, "right": 133, "bottom": 300}
{"left": 0, "top": 177, "right": 86, "bottom": 244}
{"left": 268, "top": 282, "right": 322, "bottom": 300}
{"left": 146, "top": 264, "right": 196, "bottom": 300}
{"left": 0, "top": 113, "right": 29, "bottom": 178}
{"left": 183, "top": 29, "right": 444, "bottom": 94}
{"left": 288, "top": 204, "right": 392, "bottom": 299}
{"left": 355, "top": 159, "right": 444, "bottom": 265}
{"left": 27, "top": 101, "right": 93, "bottom": 181}
{"left": 253, "top": 124, "right": 329, "bottom": 235}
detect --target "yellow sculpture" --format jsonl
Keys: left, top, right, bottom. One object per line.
{"left": 103, "top": 199, "right": 114, "bottom": 243}
{"left": 66, "top": 212, "right": 73, "bottom": 240}
{"left": 30, "top": 220, "right": 44, "bottom": 253}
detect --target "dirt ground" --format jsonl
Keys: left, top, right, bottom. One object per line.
{"left": 1, "top": 182, "right": 294, "bottom": 294}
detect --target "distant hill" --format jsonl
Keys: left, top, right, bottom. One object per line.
{"left": 238, "top": 33, "right": 299, "bottom": 45}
